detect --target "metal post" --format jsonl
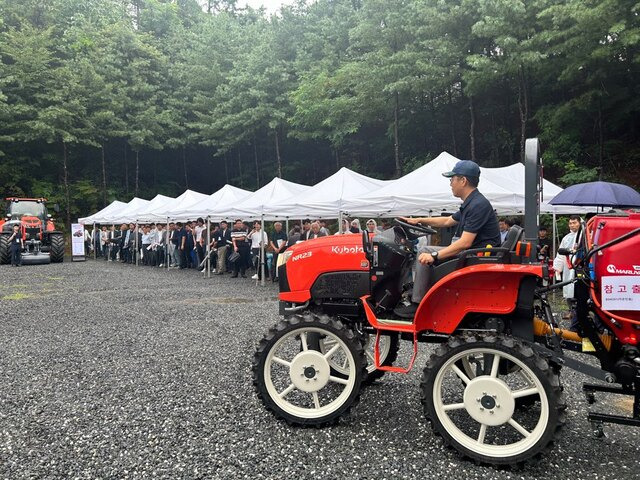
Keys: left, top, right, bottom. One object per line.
{"left": 552, "top": 211, "right": 557, "bottom": 260}
{"left": 260, "top": 214, "right": 266, "bottom": 286}
{"left": 285, "top": 219, "right": 289, "bottom": 235}
{"left": 524, "top": 138, "right": 540, "bottom": 263}
{"left": 93, "top": 222, "right": 96, "bottom": 260}
{"left": 166, "top": 218, "right": 170, "bottom": 270}
{"left": 338, "top": 211, "right": 343, "bottom": 234}
{"left": 206, "top": 216, "right": 211, "bottom": 278}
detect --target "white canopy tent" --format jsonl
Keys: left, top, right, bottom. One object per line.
{"left": 180, "top": 184, "right": 253, "bottom": 220}
{"left": 132, "top": 194, "right": 175, "bottom": 223}
{"left": 101, "top": 197, "right": 150, "bottom": 224}
{"left": 266, "top": 167, "right": 389, "bottom": 218}
{"left": 212, "top": 177, "right": 310, "bottom": 220}
{"left": 149, "top": 190, "right": 209, "bottom": 221}
{"left": 341, "top": 153, "right": 521, "bottom": 216}
{"left": 78, "top": 200, "right": 127, "bottom": 224}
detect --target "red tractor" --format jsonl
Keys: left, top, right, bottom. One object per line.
{"left": 0, "top": 197, "right": 65, "bottom": 265}
{"left": 253, "top": 139, "right": 640, "bottom": 467}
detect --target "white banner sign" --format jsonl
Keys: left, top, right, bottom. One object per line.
{"left": 71, "top": 223, "right": 85, "bottom": 257}
{"left": 601, "top": 276, "right": 640, "bottom": 311}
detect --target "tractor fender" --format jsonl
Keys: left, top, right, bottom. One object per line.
{"left": 414, "top": 263, "right": 543, "bottom": 335}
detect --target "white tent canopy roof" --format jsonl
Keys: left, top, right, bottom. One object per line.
{"left": 170, "top": 184, "right": 252, "bottom": 220}
{"left": 126, "top": 194, "right": 175, "bottom": 223}
{"left": 266, "top": 167, "right": 389, "bottom": 218}
{"left": 102, "top": 197, "right": 149, "bottom": 224}
{"left": 212, "top": 177, "right": 310, "bottom": 220}
{"left": 341, "top": 153, "right": 521, "bottom": 216}
{"left": 78, "top": 200, "right": 127, "bottom": 224}
{"left": 149, "top": 189, "right": 209, "bottom": 221}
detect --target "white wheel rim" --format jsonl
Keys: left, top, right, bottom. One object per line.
{"left": 433, "top": 347, "right": 549, "bottom": 458}
{"left": 264, "top": 327, "right": 357, "bottom": 419}
{"left": 319, "top": 334, "right": 391, "bottom": 374}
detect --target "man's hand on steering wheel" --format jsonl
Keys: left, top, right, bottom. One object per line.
{"left": 398, "top": 216, "right": 420, "bottom": 226}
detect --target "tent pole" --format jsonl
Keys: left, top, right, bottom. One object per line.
{"left": 285, "top": 219, "right": 289, "bottom": 235}
{"left": 260, "top": 214, "right": 266, "bottom": 287}
{"left": 552, "top": 211, "right": 557, "bottom": 260}
{"left": 207, "top": 216, "right": 211, "bottom": 278}
{"left": 135, "top": 222, "right": 139, "bottom": 266}
{"left": 93, "top": 223, "right": 96, "bottom": 260}
{"left": 166, "top": 217, "right": 170, "bottom": 271}
{"left": 338, "top": 211, "right": 343, "bottom": 234}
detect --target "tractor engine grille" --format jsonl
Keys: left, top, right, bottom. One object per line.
{"left": 25, "top": 227, "right": 41, "bottom": 240}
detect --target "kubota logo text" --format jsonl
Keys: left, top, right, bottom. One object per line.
{"left": 331, "top": 246, "right": 364, "bottom": 254}
{"left": 606, "top": 264, "right": 640, "bottom": 275}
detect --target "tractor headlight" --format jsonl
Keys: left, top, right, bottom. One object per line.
{"left": 277, "top": 250, "right": 293, "bottom": 269}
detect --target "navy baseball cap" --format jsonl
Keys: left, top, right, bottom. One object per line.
{"left": 442, "top": 160, "right": 481, "bottom": 179}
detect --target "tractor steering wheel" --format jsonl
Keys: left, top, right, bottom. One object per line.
{"left": 393, "top": 218, "right": 436, "bottom": 241}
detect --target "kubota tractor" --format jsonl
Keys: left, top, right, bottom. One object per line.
{"left": 0, "top": 198, "right": 65, "bottom": 265}
{"left": 253, "top": 139, "right": 640, "bottom": 467}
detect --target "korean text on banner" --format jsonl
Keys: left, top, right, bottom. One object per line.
{"left": 601, "top": 276, "right": 640, "bottom": 311}
{"left": 71, "top": 223, "right": 85, "bottom": 257}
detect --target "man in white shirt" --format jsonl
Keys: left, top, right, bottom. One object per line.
{"left": 553, "top": 215, "right": 582, "bottom": 331}
{"left": 194, "top": 217, "right": 206, "bottom": 270}
{"left": 249, "top": 221, "right": 268, "bottom": 280}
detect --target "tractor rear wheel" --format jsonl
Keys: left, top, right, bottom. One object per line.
{"left": 49, "top": 233, "right": 64, "bottom": 263}
{"left": 420, "top": 334, "right": 566, "bottom": 467}
{"left": 0, "top": 234, "right": 9, "bottom": 264}
{"left": 253, "top": 313, "right": 365, "bottom": 426}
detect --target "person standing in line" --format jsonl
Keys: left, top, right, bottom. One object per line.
{"left": 100, "top": 226, "right": 109, "bottom": 260}
{"left": 155, "top": 223, "right": 166, "bottom": 267}
{"left": 141, "top": 225, "right": 152, "bottom": 266}
{"left": 248, "top": 221, "right": 268, "bottom": 280}
{"left": 553, "top": 215, "right": 582, "bottom": 331}
{"left": 120, "top": 224, "right": 131, "bottom": 263}
{"left": 194, "top": 218, "right": 206, "bottom": 270}
{"left": 231, "top": 219, "right": 250, "bottom": 278}
{"left": 8, "top": 224, "right": 23, "bottom": 267}
{"left": 178, "top": 222, "right": 188, "bottom": 269}
{"left": 269, "top": 222, "right": 288, "bottom": 282}
{"left": 213, "top": 220, "right": 231, "bottom": 275}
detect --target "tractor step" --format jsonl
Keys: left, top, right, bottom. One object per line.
{"left": 374, "top": 329, "right": 417, "bottom": 373}
{"left": 588, "top": 412, "right": 640, "bottom": 428}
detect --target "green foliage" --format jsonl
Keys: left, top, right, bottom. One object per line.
{"left": 0, "top": 0, "right": 638, "bottom": 226}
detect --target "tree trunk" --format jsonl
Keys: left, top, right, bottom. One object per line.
{"left": 62, "top": 141, "right": 71, "bottom": 228}
{"left": 224, "top": 152, "right": 229, "bottom": 184}
{"left": 598, "top": 100, "right": 604, "bottom": 180}
{"left": 238, "top": 149, "right": 243, "bottom": 188}
{"left": 135, "top": 150, "right": 139, "bottom": 196}
{"left": 394, "top": 91, "right": 401, "bottom": 178}
{"left": 335, "top": 148, "right": 340, "bottom": 170}
{"left": 448, "top": 87, "right": 458, "bottom": 156}
{"left": 469, "top": 95, "right": 476, "bottom": 161}
{"left": 124, "top": 141, "right": 129, "bottom": 195}
{"left": 253, "top": 139, "right": 260, "bottom": 188}
{"left": 517, "top": 65, "right": 529, "bottom": 163}
{"left": 274, "top": 128, "right": 282, "bottom": 178}
{"left": 101, "top": 144, "right": 107, "bottom": 207}
{"left": 182, "top": 145, "right": 188, "bottom": 188}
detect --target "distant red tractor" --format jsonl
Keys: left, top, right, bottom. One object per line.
{"left": 0, "top": 198, "right": 65, "bottom": 264}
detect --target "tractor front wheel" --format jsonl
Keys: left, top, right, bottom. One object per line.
{"left": 420, "top": 334, "right": 565, "bottom": 467}
{"left": 49, "top": 233, "right": 64, "bottom": 263}
{"left": 0, "top": 234, "right": 9, "bottom": 264}
{"left": 253, "top": 314, "right": 365, "bottom": 426}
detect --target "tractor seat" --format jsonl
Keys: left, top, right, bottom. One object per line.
{"left": 424, "top": 226, "right": 524, "bottom": 293}
{"left": 501, "top": 225, "right": 524, "bottom": 251}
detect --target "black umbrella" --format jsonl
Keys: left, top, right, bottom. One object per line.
{"left": 549, "top": 181, "right": 640, "bottom": 208}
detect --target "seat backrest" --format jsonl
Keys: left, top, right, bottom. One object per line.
{"left": 502, "top": 225, "right": 524, "bottom": 251}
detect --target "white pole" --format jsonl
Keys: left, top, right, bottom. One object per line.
{"left": 93, "top": 222, "right": 96, "bottom": 260}
{"left": 338, "top": 211, "right": 343, "bottom": 234}
{"left": 552, "top": 211, "right": 557, "bottom": 260}
{"left": 135, "top": 222, "right": 139, "bottom": 266}
{"left": 260, "top": 214, "right": 266, "bottom": 286}
{"left": 285, "top": 219, "right": 289, "bottom": 235}
{"left": 207, "top": 216, "right": 211, "bottom": 278}
{"left": 166, "top": 217, "right": 170, "bottom": 271}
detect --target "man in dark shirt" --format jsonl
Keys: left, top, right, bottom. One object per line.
{"left": 537, "top": 226, "right": 552, "bottom": 261}
{"left": 395, "top": 160, "right": 500, "bottom": 317}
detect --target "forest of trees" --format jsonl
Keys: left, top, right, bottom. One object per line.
{"left": 0, "top": 0, "right": 638, "bottom": 227}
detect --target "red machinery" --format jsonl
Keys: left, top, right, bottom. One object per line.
{"left": 253, "top": 139, "right": 640, "bottom": 467}
{"left": 0, "top": 198, "right": 64, "bottom": 264}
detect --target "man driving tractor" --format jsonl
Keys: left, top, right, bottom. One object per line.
{"left": 394, "top": 159, "right": 501, "bottom": 317}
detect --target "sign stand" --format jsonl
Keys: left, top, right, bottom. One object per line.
{"left": 71, "top": 223, "right": 86, "bottom": 262}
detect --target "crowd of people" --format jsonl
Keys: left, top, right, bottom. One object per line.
{"left": 84, "top": 217, "right": 387, "bottom": 281}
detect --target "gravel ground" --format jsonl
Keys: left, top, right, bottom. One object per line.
{"left": 1, "top": 260, "right": 639, "bottom": 479}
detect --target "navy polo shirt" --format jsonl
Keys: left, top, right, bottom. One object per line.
{"left": 452, "top": 189, "right": 501, "bottom": 248}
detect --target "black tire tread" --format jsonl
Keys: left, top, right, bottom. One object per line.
{"left": 253, "top": 313, "right": 366, "bottom": 427}
{"left": 420, "top": 333, "right": 566, "bottom": 468}
{"left": 49, "top": 233, "right": 64, "bottom": 263}
{"left": 0, "top": 234, "right": 9, "bottom": 264}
